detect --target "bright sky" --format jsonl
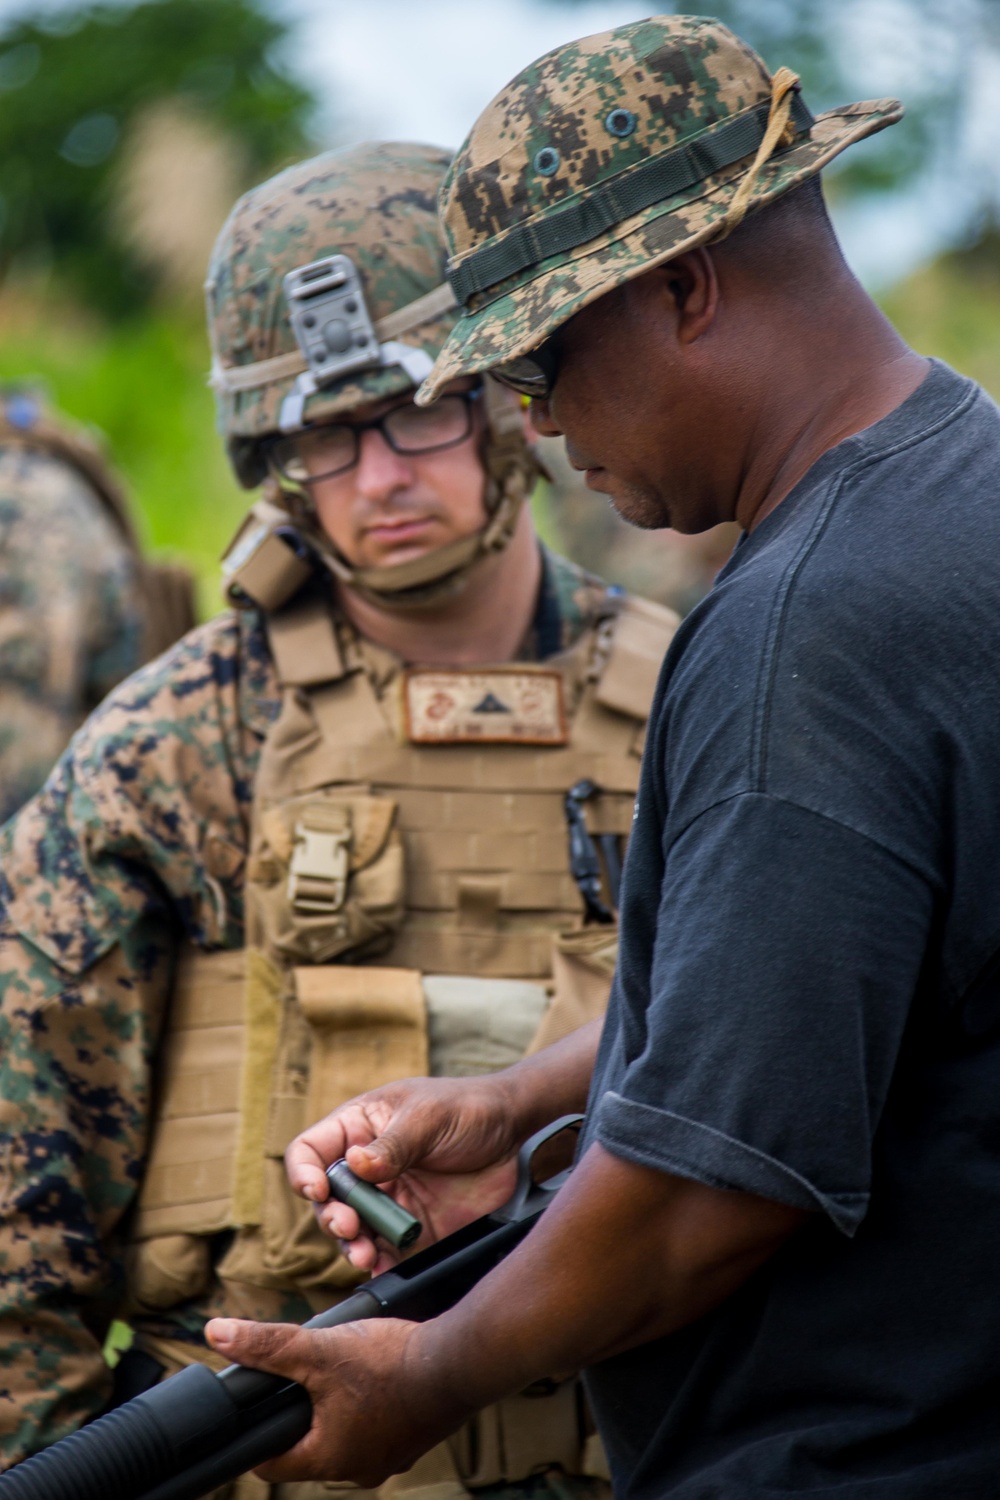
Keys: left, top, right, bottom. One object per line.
{"left": 2, "top": 0, "right": 997, "bottom": 288}
{"left": 277, "top": 0, "right": 649, "bottom": 150}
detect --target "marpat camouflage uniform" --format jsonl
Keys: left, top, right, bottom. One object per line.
{"left": 0, "top": 443, "right": 145, "bottom": 821}
{"left": 0, "top": 548, "right": 605, "bottom": 1469}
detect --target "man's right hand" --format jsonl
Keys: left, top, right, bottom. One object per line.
{"left": 284, "top": 1017, "right": 604, "bottom": 1272}
{"left": 285, "top": 1074, "right": 525, "bottom": 1271}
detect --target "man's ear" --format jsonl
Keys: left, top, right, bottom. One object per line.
{"left": 659, "top": 248, "right": 719, "bottom": 345}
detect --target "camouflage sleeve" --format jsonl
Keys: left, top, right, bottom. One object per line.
{"left": 0, "top": 612, "right": 271, "bottom": 1465}
{"left": 0, "top": 448, "right": 146, "bottom": 822}
{"left": 0, "top": 916, "right": 174, "bottom": 1463}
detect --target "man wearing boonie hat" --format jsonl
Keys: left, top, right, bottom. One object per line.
{"left": 210, "top": 16, "right": 1000, "bottom": 1499}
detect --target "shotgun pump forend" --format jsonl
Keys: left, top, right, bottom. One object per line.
{"left": 0, "top": 1116, "right": 583, "bottom": 1500}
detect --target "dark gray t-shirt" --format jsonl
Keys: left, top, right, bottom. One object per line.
{"left": 582, "top": 361, "right": 1000, "bottom": 1498}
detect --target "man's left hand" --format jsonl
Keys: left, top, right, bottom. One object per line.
{"left": 205, "top": 1315, "right": 471, "bottom": 1487}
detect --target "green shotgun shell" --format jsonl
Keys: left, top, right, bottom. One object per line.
{"left": 325, "top": 1160, "right": 423, "bottom": 1250}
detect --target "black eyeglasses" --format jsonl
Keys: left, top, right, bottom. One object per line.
{"left": 489, "top": 336, "right": 560, "bottom": 400}
{"left": 268, "top": 388, "right": 482, "bottom": 484}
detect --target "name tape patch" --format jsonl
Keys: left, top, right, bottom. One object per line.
{"left": 404, "top": 669, "right": 568, "bottom": 746}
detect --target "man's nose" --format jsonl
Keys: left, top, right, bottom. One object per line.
{"left": 528, "top": 396, "right": 561, "bottom": 438}
{"left": 354, "top": 426, "right": 414, "bottom": 498}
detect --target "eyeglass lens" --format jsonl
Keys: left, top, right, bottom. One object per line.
{"left": 272, "top": 393, "right": 476, "bottom": 483}
{"left": 491, "top": 339, "right": 558, "bottom": 400}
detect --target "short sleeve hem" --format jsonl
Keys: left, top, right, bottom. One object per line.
{"left": 595, "top": 1091, "right": 868, "bottom": 1236}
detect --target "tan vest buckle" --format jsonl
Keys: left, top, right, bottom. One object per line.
{"left": 287, "top": 819, "right": 351, "bottom": 914}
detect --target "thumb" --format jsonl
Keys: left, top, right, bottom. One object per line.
{"left": 206, "top": 1317, "right": 308, "bottom": 1382}
{"left": 345, "top": 1116, "right": 428, "bottom": 1183}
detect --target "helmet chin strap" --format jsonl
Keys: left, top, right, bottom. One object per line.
{"left": 312, "top": 484, "right": 527, "bottom": 612}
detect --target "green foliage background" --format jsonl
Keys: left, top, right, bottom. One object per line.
{"left": 0, "top": 0, "right": 312, "bottom": 315}
{"left": 0, "top": 0, "right": 314, "bottom": 615}
{"left": 6, "top": 235, "right": 997, "bottom": 624}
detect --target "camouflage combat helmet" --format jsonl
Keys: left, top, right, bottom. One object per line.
{"left": 207, "top": 141, "right": 539, "bottom": 607}
{"left": 417, "top": 15, "right": 902, "bottom": 403}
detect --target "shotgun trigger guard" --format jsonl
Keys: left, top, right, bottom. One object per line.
{"left": 496, "top": 1113, "right": 584, "bottom": 1222}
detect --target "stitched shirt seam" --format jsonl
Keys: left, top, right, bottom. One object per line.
{"left": 665, "top": 788, "right": 938, "bottom": 889}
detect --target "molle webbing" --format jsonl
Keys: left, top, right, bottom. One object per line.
{"left": 447, "top": 90, "right": 815, "bottom": 306}
{"left": 134, "top": 958, "right": 542, "bottom": 1241}
{"left": 254, "top": 597, "right": 656, "bottom": 980}
{"left": 130, "top": 589, "right": 672, "bottom": 1496}
{"left": 137, "top": 948, "right": 246, "bottom": 1237}
{"left": 230, "top": 949, "right": 284, "bottom": 1226}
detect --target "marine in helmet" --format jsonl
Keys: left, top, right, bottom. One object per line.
{"left": 0, "top": 390, "right": 193, "bottom": 821}
{"left": 0, "top": 141, "right": 676, "bottom": 1498}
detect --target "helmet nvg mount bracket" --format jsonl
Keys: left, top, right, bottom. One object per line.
{"left": 279, "top": 254, "right": 434, "bottom": 432}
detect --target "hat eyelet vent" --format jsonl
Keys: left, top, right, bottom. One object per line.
{"left": 605, "top": 108, "right": 637, "bottom": 138}
{"left": 532, "top": 146, "right": 561, "bottom": 176}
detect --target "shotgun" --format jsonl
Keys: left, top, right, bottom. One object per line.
{"left": 0, "top": 1115, "right": 582, "bottom": 1500}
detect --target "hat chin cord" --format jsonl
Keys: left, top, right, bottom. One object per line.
{"left": 719, "top": 66, "right": 801, "bottom": 237}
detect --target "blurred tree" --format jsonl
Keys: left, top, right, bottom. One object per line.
{"left": 0, "top": 0, "right": 315, "bottom": 316}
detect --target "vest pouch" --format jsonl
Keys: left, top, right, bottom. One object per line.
{"left": 256, "top": 965, "right": 429, "bottom": 1290}
{"left": 526, "top": 925, "right": 619, "bottom": 1054}
{"left": 424, "top": 975, "right": 550, "bottom": 1077}
{"left": 255, "top": 1155, "right": 370, "bottom": 1296}
{"left": 447, "top": 1378, "right": 590, "bottom": 1489}
{"left": 124, "top": 1233, "right": 213, "bottom": 1315}
{"left": 251, "top": 792, "right": 405, "bottom": 964}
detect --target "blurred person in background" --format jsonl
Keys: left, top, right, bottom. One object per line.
{"left": 0, "top": 141, "right": 677, "bottom": 1498}
{"left": 0, "top": 389, "right": 194, "bottom": 820}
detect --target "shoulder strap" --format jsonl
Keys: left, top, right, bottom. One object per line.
{"left": 221, "top": 496, "right": 314, "bottom": 613}
{"left": 593, "top": 594, "right": 680, "bottom": 722}
{"left": 140, "top": 560, "right": 198, "bottom": 660}
{"left": 266, "top": 589, "right": 347, "bottom": 688}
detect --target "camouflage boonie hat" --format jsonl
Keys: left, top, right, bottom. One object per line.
{"left": 417, "top": 15, "right": 902, "bottom": 402}
{"left": 206, "top": 142, "right": 458, "bottom": 485}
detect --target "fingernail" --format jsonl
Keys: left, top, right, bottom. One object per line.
{"left": 208, "top": 1319, "right": 237, "bottom": 1346}
{"left": 302, "top": 1184, "right": 315, "bottom": 1201}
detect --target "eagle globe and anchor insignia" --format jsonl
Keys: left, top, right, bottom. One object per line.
{"left": 403, "top": 667, "right": 569, "bottom": 745}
